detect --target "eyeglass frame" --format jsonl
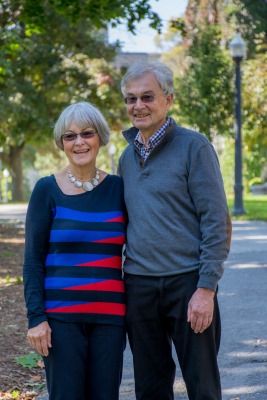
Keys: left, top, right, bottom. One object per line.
{"left": 61, "top": 129, "right": 97, "bottom": 142}
{"left": 123, "top": 89, "right": 171, "bottom": 105}
{"left": 123, "top": 93, "right": 156, "bottom": 105}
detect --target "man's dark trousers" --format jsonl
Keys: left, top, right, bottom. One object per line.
{"left": 125, "top": 270, "right": 221, "bottom": 400}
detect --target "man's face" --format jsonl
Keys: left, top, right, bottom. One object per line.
{"left": 124, "top": 72, "right": 173, "bottom": 139}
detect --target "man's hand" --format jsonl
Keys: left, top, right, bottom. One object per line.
{"left": 187, "top": 288, "right": 215, "bottom": 334}
{"left": 27, "top": 321, "right": 52, "bottom": 357}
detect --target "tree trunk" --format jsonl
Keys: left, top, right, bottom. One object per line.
{"left": 8, "top": 145, "right": 25, "bottom": 202}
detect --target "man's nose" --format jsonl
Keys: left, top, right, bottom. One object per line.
{"left": 134, "top": 97, "right": 146, "bottom": 107}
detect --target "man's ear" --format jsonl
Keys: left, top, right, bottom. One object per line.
{"left": 166, "top": 93, "right": 174, "bottom": 107}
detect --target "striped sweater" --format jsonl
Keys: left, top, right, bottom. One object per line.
{"left": 23, "top": 175, "right": 127, "bottom": 328}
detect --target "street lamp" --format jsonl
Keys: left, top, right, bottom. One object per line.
{"left": 229, "top": 32, "right": 246, "bottom": 215}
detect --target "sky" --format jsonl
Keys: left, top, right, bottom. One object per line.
{"left": 108, "top": 0, "right": 188, "bottom": 53}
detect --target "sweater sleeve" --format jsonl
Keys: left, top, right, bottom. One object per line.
{"left": 23, "top": 177, "right": 54, "bottom": 328}
{"left": 188, "top": 143, "right": 231, "bottom": 291}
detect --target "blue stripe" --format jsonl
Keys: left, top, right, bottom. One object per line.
{"left": 49, "top": 230, "right": 122, "bottom": 242}
{"left": 54, "top": 207, "right": 123, "bottom": 222}
{"left": 45, "top": 253, "right": 110, "bottom": 266}
{"left": 45, "top": 277, "right": 103, "bottom": 289}
{"left": 45, "top": 300, "right": 88, "bottom": 309}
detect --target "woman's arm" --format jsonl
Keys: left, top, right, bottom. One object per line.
{"left": 23, "top": 178, "right": 53, "bottom": 328}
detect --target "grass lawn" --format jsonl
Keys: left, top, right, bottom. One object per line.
{"left": 227, "top": 194, "right": 267, "bottom": 221}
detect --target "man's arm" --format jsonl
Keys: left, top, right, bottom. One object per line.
{"left": 187, "top": 142, "right": 231, "bottom": 333}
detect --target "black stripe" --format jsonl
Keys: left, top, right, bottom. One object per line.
{"left": 45, "top": 267, "right": 123, "bottom": 279}
{"left": 45, "top": 291, "right": 125, "bottom": 303}
{"left": 52, "top": 220, "right": 125, "bottom": 232}
{"left": 47, "top": 314, "right": 124, "bottom": 325}
{"left": 48, "top": 242, "right": 123, "bottom": 255}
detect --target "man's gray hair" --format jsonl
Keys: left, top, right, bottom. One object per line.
{"left": 121, "top": 61, "right": 174, "bottom": 96}
{"left": 54, "top": 101, "right": 110, "bottom": 150}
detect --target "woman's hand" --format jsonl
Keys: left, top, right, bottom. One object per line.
{"left": 27, "top": 321, "right": 52, "bottom": 357}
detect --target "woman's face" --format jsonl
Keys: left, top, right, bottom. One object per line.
{"left": 62, "top": 122, "right": 101, "bottom": 169}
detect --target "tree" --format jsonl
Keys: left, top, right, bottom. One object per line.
{"left": 230, "top": 0, "right": 267, "bottom": 55}
{"left": 174, "top": 24, "right": 233, "bottom": 141}
{"left": 0, "top": 0, "right": 161, "bottom": 200}
{"left": 242, "top": 48, "right": 267, "bottom": 182}
{"left": 161, "top": 2, "right": 233, "bottom": 140}
{"left": 162, "top": 0, "right": 266, "bottom": 190}
{"left": 223, "top": 1, "right": 267, "bottom": 181}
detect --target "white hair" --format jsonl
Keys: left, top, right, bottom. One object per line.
{"left": 121, "top": 61, "right": 174, "bottom": 96}
{"left": 54, "top": 102, "right": 110, "bottom": 150}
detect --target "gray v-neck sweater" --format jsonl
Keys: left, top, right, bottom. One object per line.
{"left": 118, "top": 119, "right": 230, "bottom": 291}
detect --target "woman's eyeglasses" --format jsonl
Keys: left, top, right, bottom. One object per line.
{"left": 61, "top": 130, "right": 96, "bottom": 142}
{"left": 124, "top": 94, "right": 155, "bottom": 105}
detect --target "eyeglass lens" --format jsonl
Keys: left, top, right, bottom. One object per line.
{"left": 124, "top": 94, "right": 155, "bottom": 105}
{"left": 62, "top": 130, "right": 96, "bottom": 141}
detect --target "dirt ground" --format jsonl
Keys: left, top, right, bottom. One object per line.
{"left": 0, "top": 223, "right": 45, "bottom": 400}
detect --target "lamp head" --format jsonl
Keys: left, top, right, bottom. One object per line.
{"left": 229, "top": 32, "right": 246, "bottom": 60}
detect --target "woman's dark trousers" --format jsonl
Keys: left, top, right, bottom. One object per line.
{"left": 43, "top": 320, "right": 125, "bottom": 400}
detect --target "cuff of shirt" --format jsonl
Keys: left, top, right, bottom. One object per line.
{"left": 197, "top": 274, "right": 219, "bottom": 292}
{"left": 28, "top": 314, "right": 48, "bottom": 329}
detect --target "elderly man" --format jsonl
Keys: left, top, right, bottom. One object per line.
{"left": 118, "top": 61, "right": 231, "bottom": 400}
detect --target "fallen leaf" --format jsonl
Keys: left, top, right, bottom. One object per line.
{"left": 37, "top": 360, "right": 45, "bottom": 369}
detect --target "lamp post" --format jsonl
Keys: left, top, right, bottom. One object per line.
{"left": 229, "top": 32, "right": 246, "bottom": 215}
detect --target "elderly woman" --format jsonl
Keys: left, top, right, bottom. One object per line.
{"left": 23, "top": 102, "right": 126, "bottom": 400}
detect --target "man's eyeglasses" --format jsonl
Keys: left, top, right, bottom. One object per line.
{"left": 61, "top": 130, "right": 96, "bottom": 142}
{"left": 124, "top": 94, "right": 155, "bottom": 105}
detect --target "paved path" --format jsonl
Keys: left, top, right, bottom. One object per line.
{"left": 218, "top": 221, "right": 267, "bottom": 400}
{"left": 0, "top": 203, "right": 27, "bottom": 222}
{"left": 121, "top": 221, "right": 267, "bottom": 400}
{"left": 1, "top": 205, "right": 266, "bottom": 399}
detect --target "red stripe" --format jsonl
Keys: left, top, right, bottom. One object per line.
{"left": 46, "top": 302, "right": 126, "bottom": 316}
{"left": 93, "top": 236, "right": 125, "bottom": 245}
{"left": 78, "top": 256, "right": 122, "bottom": 268}
{"left": 64, "top": 280, "right": 125, "bottom": 292}
{"left": 106, "top": 216, "right": 125, "bottom": 223}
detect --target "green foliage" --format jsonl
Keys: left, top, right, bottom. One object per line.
{"left": 230, "top": 0, "right": 267, "bottom": 55}
{"left": 248, "top": 177, "right": 262, "bottom": 187}
{"left": 17, "top": 0, "right": 161, "bottom": 33}
{"left": 222, "top": 1, "right": 267, "bottom": 185}
{"left": 0, "top": 5, "right": 117, "bottom": 149}
{"left": 238, "top": 0, "right": 267, "bottom": 32}
{"left": 16, "top": 275, "right": 23, "bottom": 284}
{"left": 218, "top": 137, "right": 234, "bottom": 197}
{"left": 15, "top": 352, "right": 42, "bottom": 369}
{"left": 169, "top": 17, "right": 186, "bottom": 37}
{"left": 242, "top": 48, "right": 267, "bottom": 183}
{"left": 164, "top": 1, "right": 267, "bottom": 191}
{"left": 10, "top": 390, "right": 20, "bottom": 399}
{"left": 228, "top": 195, "right": 267, "bottom": 221}
{"left": 174, "top": 24, "right": 233, "bottom": 140}
{"left": 0, "top": 0, "right": 158, "bottom": 200}
{"left": 3, "top": 274, "right": 23, "bottom": 285}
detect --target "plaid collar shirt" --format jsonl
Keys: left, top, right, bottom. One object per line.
{"left": 134, "top": 117, "right": 171, "bottom": 161}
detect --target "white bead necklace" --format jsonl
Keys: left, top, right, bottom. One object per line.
{"left": 67, "top": 169, "right": 100, "bottom": 191}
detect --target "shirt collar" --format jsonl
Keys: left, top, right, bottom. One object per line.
{"left": 122, "top": 117, "right": 175, "bottom": 145}
{"left": 134, "top": 117, "right": 171, "bottom": 147}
